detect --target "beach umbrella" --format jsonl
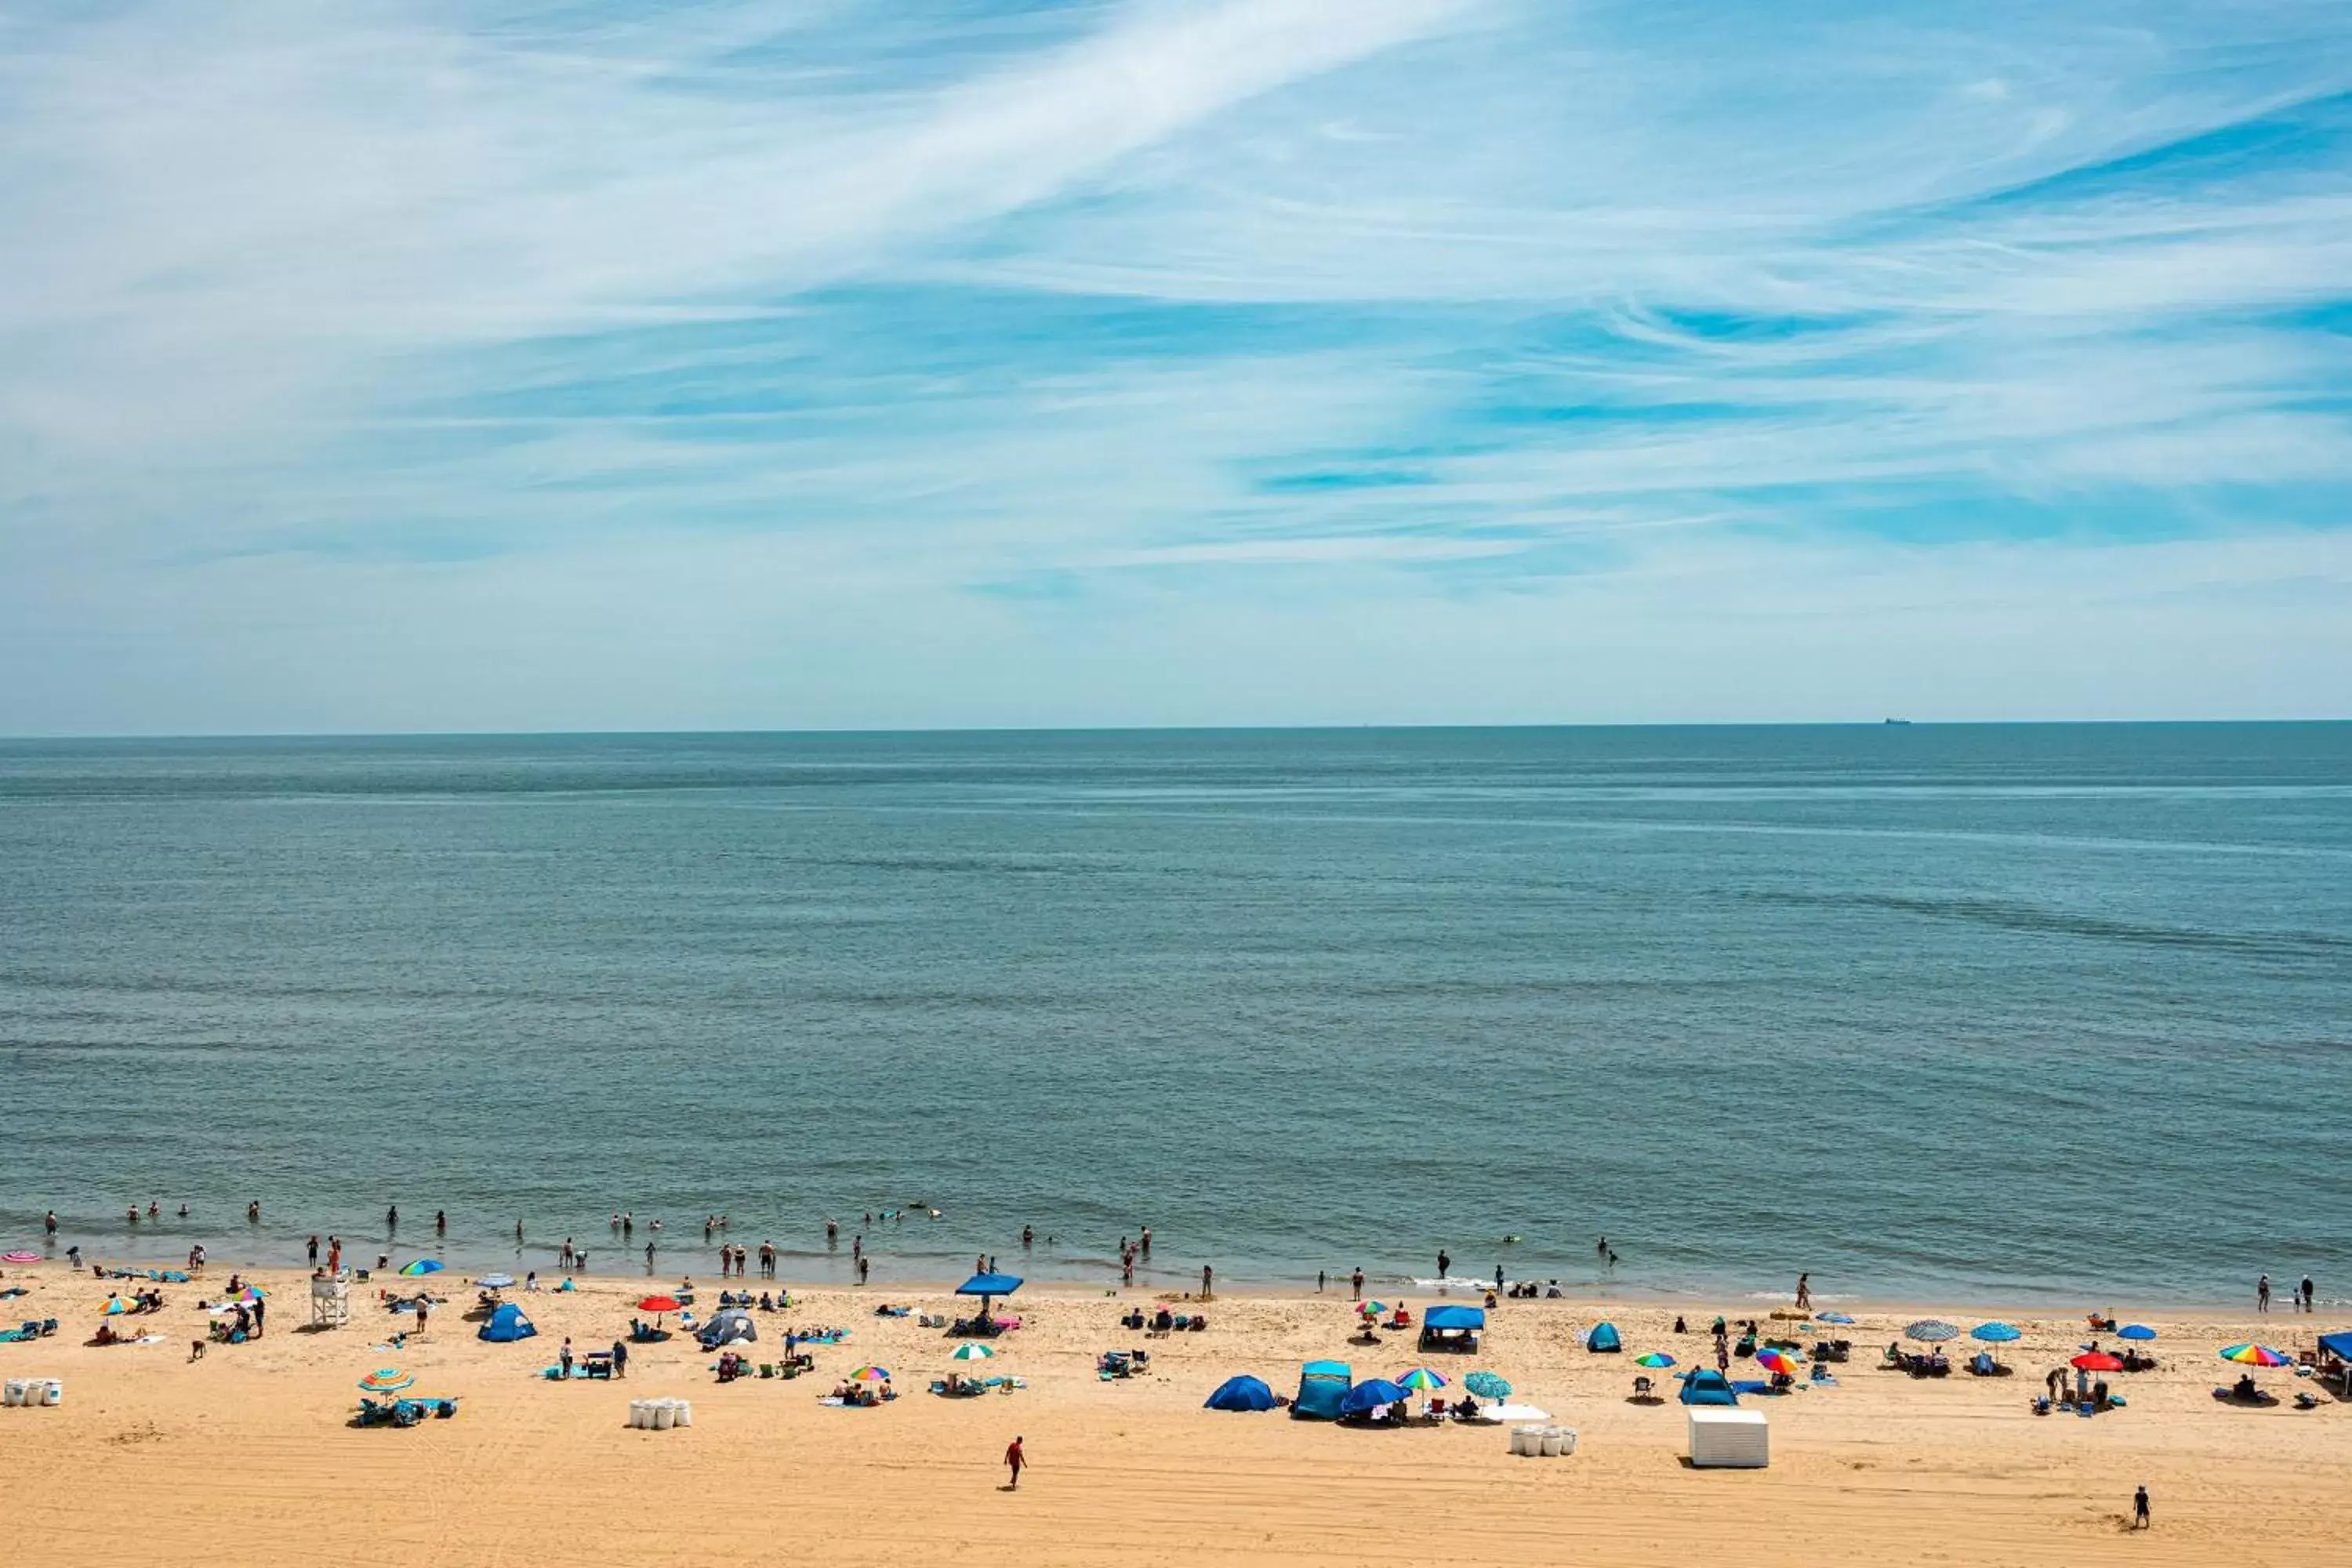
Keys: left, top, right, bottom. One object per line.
{"left": 1339, "top": 1377, "right": 1410, "bottom": 1417}
{"left": 476, "top": 1274, "right": 515, "bottom": 1290}
{"left": 636, "top": 1294, "right": 681, "bottom": 1327}
{"left": 357, "top": 1368, "right": 415, "bottom": 1394}
{"left": 1, "top": 1250, "right": 40, "bottom": 1264}
{"left": 103, "top": 1297, "right": 129, "bottom": 1315}
{"left": 950, "top": 1343, "right": 996, "bottom": 1361}
{"left": 1632, "top": 1352, "right": 1676, "bottom": 1369}
{"left": 1359, "top": 1301, "right": 1390, "bottom": 1316}
{"left": 1395, "top": 1367, "right": 1446, "bottom": 1391}
{"left": 2219, "top": 1344, "right": 2290, "bottom": 1367}
{"left": 2071, "top": 1352, "right": 2124, "bottom": 1372}
{"left": 1970, "top": 1323, "right": 2022, "bottom": 1344}
{"left": 239, "top": 1287, "right": 268, "bottom": 1302}
{"left": 2117, "top": 1324, "right": 2158, "bottom": 1342}
{"left": 1904, "top": 1319, "right": 1959, "bottom": 1343}
{"left": 1463, "top": 1371, "right": 1512, "bottom": 1399}
{"left": 848, "top": 1365, "right": 891, "bottom": 1382}
{"left": 1819, "top": 1312, "right": 1855, "bottom": 1326}
{"left": 1755, "top": 1349, "right": 1802, "bottom": 1376}
{"left": 398, "top": 1259, "right": 444, "bottom": 1276}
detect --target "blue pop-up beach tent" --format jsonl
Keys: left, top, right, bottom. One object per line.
{"left": 1588, "top": 1321, "right": 1622, "bottom": 1353}
{"left": 478, "top": 1302, "right": 536, "bottom": 1342}
{"left": 1293, "top": 1359, "right": 1351, "bottom": 1420}
{"left": 1678, "top": 1367, "right": 1738, "bottom": 1406}
{"left": 2320, "top": 1332, "right": 2352, "bottom": 1362}
{"left": 1204, "top": 1374, "right": 1277, "bottom": 1412}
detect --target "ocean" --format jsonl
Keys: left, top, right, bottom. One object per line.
{"left": 2, "top": 724, "right": 2346, "bottom": 1308}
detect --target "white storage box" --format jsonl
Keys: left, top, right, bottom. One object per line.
{"left": 1687, "top": 1407, "right": 1767, "bottom": 1468}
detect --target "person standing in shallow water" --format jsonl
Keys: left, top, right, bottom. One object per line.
{"left": 1795, "top": 1273, "right": 1811, "bottom": 1310}
{"left": 1200, "top": 1264, "right": 1212, "bottom": 1299}
{"left": 2258, "top": 1274, "right": 2271, "bottom": 1312}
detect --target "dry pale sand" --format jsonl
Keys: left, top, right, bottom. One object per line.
{"left": 0, "top": 1262, "right": 2346, "bottom": 1566}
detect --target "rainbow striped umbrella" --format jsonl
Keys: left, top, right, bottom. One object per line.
{"left": 1632, "top": 1352, "right": 1676, "bottom": 1368}
{"left": 103, "top": 1296, "right": 129, "bottom": 1315}
{"left": 239, "top": 1287, "right": 267, "bottom": 1303}
{"left": 357, "top": 1367, "right": 415, "bottom": 1394}
{"left": 1395, "top": 1367, "right": 1446, "bottom": 1391}
{"left": 1359, "top": 1301, "right": 1390, "bottom": 1316}
{"left": 2219, "top": 1344, "right": 2290, "bottom": 1367}
{"left": 1755, "top": 1348, "right": 1802, "bottom": 1375}
{"left": 848, "top": 1365, "right": 891, "bottom": 1382}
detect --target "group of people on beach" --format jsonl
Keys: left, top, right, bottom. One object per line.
{"left": 2256, "top": 1273, "right": 2318, "bottom": 1312}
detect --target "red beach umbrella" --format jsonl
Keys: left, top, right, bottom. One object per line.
{"left": 637, "top": 1295, "right": 682, "bottom": 1314}
{"left": 2071, "top": 1352, "right": 2124, "bottom": 1372}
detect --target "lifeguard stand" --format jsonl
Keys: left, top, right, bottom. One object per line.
{"left": 310, "top": 1272, "right": 350, "bottom": 1327}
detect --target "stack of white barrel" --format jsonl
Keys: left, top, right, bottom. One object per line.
{"left": 2, "top": 1378, "right": 63, "bottom": 1406}
{"left": 627, "top": 1396, "right": 693, "bottom": 1429}
{"left": 1508, "top": 1424, "right": 1576, "bottom": 1457}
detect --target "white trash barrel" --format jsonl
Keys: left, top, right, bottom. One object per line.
{"left": 627, "top": 1399, "right": 648, "bottom": 1428}
{"left": 1539, "top": 1428, "right": 1563, "bottom": 1457}
{"left": 651, "top": 1399, "right": 677, "bottom": 1429}
{"left": 1555, "top": 1425, "right": 1578, "bottom": 1455}
{"left": 3, "top": 1379, "right": 24, "bottom": 1406}
{"left": 39, "top": 1379, "right": 63, "bottom": 1406}
{"left": 671, "top": 1399, "right": 691, "bottom": 1427}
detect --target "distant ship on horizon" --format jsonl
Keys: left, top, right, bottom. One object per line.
{"left": 1883, "top": 717, "right": 1913, "bottom": 725}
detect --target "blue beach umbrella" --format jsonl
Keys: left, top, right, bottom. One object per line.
{"left": 1970, "top": 1323, "right": 2022, "bottom": 1343}
{"left": 2117, "top": 1324, "right": 2158, "bottom": 1341}
{"left": 1904, "top": 1319, "right": 1959, "bottom": 1343}
{"left": 1463, "top": 1371, "right": 1512, "bottom": 1399}
{"left": 398, "top": 1259, "right": 444, "bottom": 1276}
{"left": 1339, "top": 1377, "right": 1410, "bottom": 1417}
{"left": 476, "top": 1273, "right": 515, "bottom": 1290}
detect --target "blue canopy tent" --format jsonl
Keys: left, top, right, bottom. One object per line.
{"left": 1587, "top": 1321, "right": 1622, "bottom": 1353}
{"left": 1339, "top": 1377, "right": 1410, "bottom": 1419}
{"left": 1204, "top": 1374, "right": 1277, "bottom": 1412}
{"left": 1678, "top": 1367, "right": 1739, "bottom": 1406}
{"left": 1419, "top": 1305, "right": 1484, "bottom": 1353}
{"left": 953, "top": 1272, "right": 1023, "bottom": 1335}
{"left": 1293, "top": 1359, "right": 1351, "bottom": 1420}
{"left": 2318, "top": 1332, "right": 2352, "bottom": 1361}
{"left": 477, "top": 1302, "right": 536, "bottom": 1343}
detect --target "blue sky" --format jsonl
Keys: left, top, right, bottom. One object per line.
{"left": 2, "top": 0, "right": 2349, "bottom": 732}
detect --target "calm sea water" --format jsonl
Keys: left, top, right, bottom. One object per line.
{"left": 2, "top": 726, "right": 2347, "bottom": 1308}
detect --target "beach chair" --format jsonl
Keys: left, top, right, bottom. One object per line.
{"left": 1632, "top": 1376, "right": 1654, "bottom": 1399}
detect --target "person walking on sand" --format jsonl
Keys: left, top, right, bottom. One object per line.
{"left": 2258, "top": 1274, "right": 2271, "bottom": 1312}
{"left": 1795, "top": 1273, "right": 1812, "bottom": 1311}
{"left": 2134, "top": 1485, "right": 2150, "bottom": 1529}
{"left": 1004, "top": 1436, "right": 1025, "bottom": 1490}
{"left": 560, "top": 1338, "right": 573, "bottom": 1377}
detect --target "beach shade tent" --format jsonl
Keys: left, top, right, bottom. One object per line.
{"left": 2320, "top": 1333, "right": 2352, "bottom": 1361}
{"left": 398, "top": 1260, "right": 444, "bottom": 1276}
{"left": 477, "top": 1303, "right": 537, "bottom": 1343}
{"left": 1904, "top": 1319, "right": 1960, "bottom": 1344}
{"left": 1419, "top": 1305, "right": 1484, "bottom": 1353}
{"left": 2117, "top": 1325, "right": 2158, "bottom": 1342}
{"left": 1339, "top": 1377, "right": 1410, "bottom": 1418}
{"left": 1677, "top": 1368, "right": 1740, "bottom": 1406}
{"left": 2219, "top": 1344, "right": 2291, "bottom": 1367}
{"left": 1587, "top": 1322, "right": 1623, "bottom": 1353}
{"left": 1204, "top": 1374, "right": 1278, "bottom": 1412}
{"left": 955, "top": 1272, "right": 1024, "bottom": 1330}
{"left": 1463, "top": 1371, "right": 1512, "bottom": 1399}
{"left": 699, "top": 1308, "right": 757, "bottom": 1348}
{"left": 1292, "top": 1360, "right": 1352, "bottom": 1421}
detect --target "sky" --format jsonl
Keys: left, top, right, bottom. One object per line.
{"left": 2, "top": 0, "right": 2350, "bottom": 734}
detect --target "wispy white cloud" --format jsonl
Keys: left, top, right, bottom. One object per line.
{"left": 1, "top": 0, "right": 2349, "bottom": 730}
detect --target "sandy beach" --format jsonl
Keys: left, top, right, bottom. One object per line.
{"left": 0, "top": 1261, "right": 2344, "bottom": 1566}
